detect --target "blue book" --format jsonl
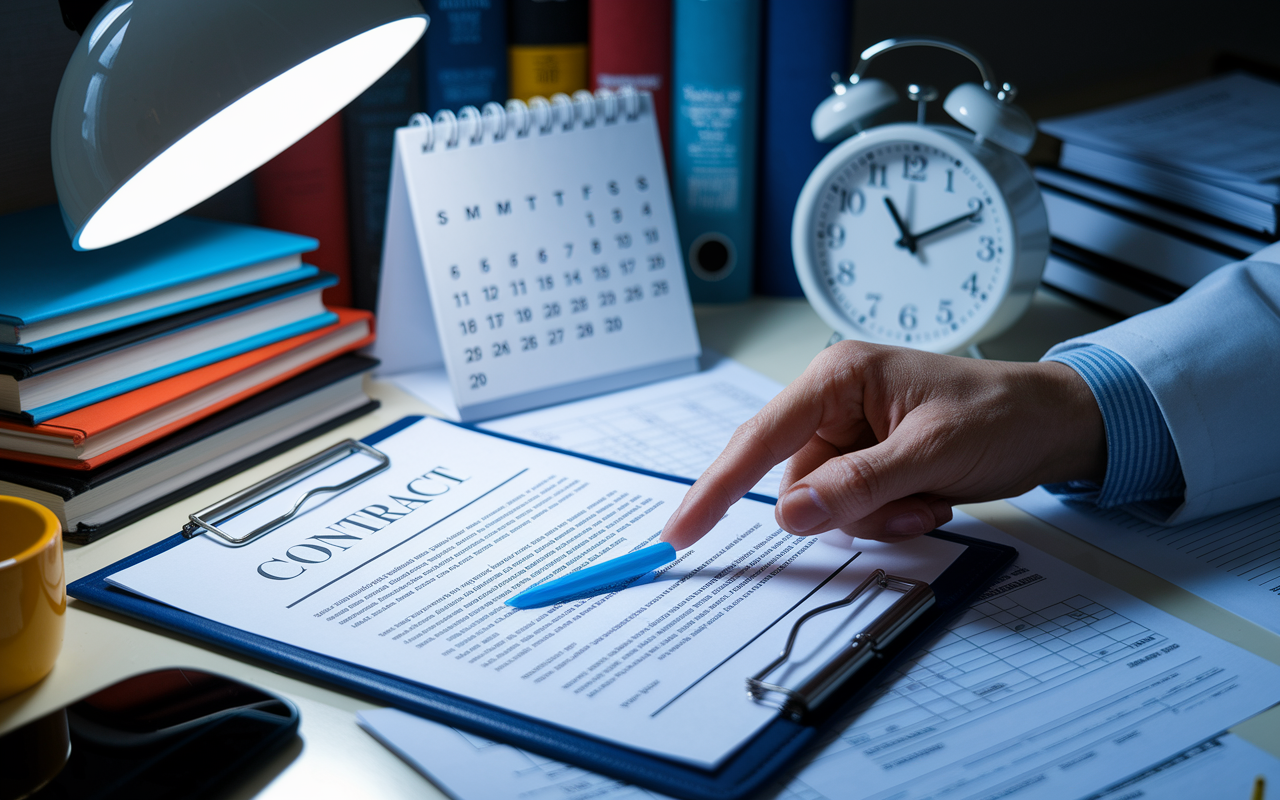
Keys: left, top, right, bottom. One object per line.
{"left": 671, "top": 0, "right": 763, "bottom": 303}
{"left": 0, "top": 206, "right": 318, "bottom": 354}
{"left": 755, "top": 0, "right": 852, "bottom": 297}
{"left": 421, "top": 0, "right": 508, "bottom": 115}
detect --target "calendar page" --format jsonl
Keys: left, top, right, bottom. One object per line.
{"left": 374, "top": 91, "right": 700, "bottom": 421}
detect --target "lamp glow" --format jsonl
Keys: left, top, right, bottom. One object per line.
{"left": 52, "top": 0, "right": 428, "bottom": 250}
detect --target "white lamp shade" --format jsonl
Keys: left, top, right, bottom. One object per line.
{"left": 52, "top": 0, "right": 428, "bottom": 250}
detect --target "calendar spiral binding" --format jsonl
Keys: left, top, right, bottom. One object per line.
{"left": 408, "top": 87, "right": 651, "bottom": 153}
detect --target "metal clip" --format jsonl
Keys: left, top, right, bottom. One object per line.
{"left": 181, "top": 439, "right": 390, "bottom": 547}
{"left": 747, "top": 569, "right": 935, "bottom": 721}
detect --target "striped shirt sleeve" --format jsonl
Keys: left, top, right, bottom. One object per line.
{"left": 1043, "top": 344, "right": 1185, "bottom": 510}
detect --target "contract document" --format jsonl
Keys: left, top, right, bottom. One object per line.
{"left": 358, "top": 513, "right": 1280, "bottom": 800}
{"left": 1012, "top": 487, "right": 1280, "bottom": 636}
{"left": 105, "top": 417, "right": 964, "bottom": 768}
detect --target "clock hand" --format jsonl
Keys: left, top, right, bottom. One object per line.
{"left": 912, "top": 209, "right": 982, "bottom": 243}
{"left": 883, "top": 197, "right": 917, "bottom": 254}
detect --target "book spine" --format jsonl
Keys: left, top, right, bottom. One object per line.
{"left": 423, "top": 0, "right": 509, "bottom": 116}
{"left": 254, "top": 115, "right": 353, "bottom": 307}
{"left": 755, "top": 0, "right": 850, "bottom": 297}
{"left": 671, "top": 0, "right": 762, "bottom": 303}
{"left": 589, "top": 0, "right": 672, "bottom": 161}
{"left": 508, "top": 0, "right": 589, "bottom": 101}
{"left": 344, "top": 50, "right": 424, "bottom": 312}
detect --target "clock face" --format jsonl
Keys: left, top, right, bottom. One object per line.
{"left": 796, "top": 126, "right": 1020, "bottom": 352}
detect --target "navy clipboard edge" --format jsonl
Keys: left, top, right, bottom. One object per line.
{"left": 69, "top": 415, "right": 1017, "bottom": 800}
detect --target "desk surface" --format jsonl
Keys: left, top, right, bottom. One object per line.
{"left": 3, "top": 290, "right": 1277, "bottom": 799}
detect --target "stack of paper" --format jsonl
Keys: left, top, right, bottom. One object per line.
{"left": 1035, "top": 72, "right": 1278, "bottom": 317}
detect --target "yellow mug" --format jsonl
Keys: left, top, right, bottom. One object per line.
{"left": 0, "top": 496, "right": 65, "bottom": 700}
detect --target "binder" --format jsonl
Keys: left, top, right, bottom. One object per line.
{"left": 671, "top": 0, "right": 762, "bottom": 302}
{"left": 69, "top": 417, "right": 1016, "bottom": 800}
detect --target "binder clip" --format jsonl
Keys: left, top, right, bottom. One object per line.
{"left": 182, "top": 439, "right": 390, "bottom": 546}
{"left": 747, "top": 569, "right": 935, "bottom": 721}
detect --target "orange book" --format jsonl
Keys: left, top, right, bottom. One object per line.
{"left": 0, "top": 309, "right": 374, "bottom": 470}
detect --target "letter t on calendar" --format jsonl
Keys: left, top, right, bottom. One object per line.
{"left": 106, "top": 418, "right": 965, "bottom": 767}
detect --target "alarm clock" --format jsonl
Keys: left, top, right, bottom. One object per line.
{"left": 792, "top": 37, "right": 1049, "bottom": 354}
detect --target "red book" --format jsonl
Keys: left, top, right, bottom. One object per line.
{"left": 255, "top": 114, "right": 354, "bottom": 306}
{"left": 589, "top": 0, "right": 673, "bottom": 160}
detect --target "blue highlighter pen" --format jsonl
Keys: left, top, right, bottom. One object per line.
{"left": 505, "top": 543, "right": 678, "bottom": 609}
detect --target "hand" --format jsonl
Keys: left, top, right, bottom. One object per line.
{"left": 911, "top": 208, "right": 981, "bottom": 243}
{"left": 883, "top": 197, "right": 917, "bottom": 254}
{"left": 660, "top": 341, "right": 1107, "bottom": 549}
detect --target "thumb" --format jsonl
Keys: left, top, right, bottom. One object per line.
{"left": 774, "top": 435, "right": 953, "bottom": 541}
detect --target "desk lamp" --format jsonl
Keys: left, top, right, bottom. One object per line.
{"left": 51, "top": 0, "right": 428, "bottom": 250}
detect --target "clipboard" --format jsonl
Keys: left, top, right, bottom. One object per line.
{"left": 69, "top": 415, "right": 1017, "bottom": 800}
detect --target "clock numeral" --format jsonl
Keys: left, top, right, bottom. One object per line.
{"left": 977, "top": 236, "right": 996, "bottom": 262}
{"left": 868, "top": 163, "right": 888, "bottom": 188}
{"left": 899, "top": 304, "right": 918, "bottom": 330}
{"left": 967, "top": 197, "right": 984, "bottom": 222}
{"left": 936, "top": 299, "right": 954, "bottom": 325}
{"left": 834, "top": 260, "right": 855, "bottom": 286}
{"left": 945, "top": 169, "right": 955, "bottom": 193}
{"left": 839, "top": 188, "right": 866, "bottom": 215}
{"left": 825, "top": 223, "right": 846, "bottom": 249}
{"left": 902, "top": 155, "right": 927, "bottom": 182}
{"left": 866, "top": 293, "right": 882, "bottom": 318}
{"left": 962, "top": 272, "right": 980, "bottom": 297}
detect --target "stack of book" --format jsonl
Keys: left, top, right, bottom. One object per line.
{"left": 1035, "top": 72, "right": 1279, "bottom": 317}
{"left": 0, "top": 206, "right": 380, "bottom": 543}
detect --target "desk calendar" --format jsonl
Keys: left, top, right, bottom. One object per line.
{"left": 373, "top": 89, "right": 700, "bottom": 421}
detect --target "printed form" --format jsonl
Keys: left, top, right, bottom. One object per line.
{"left": 357, "top": 513, "right": 1280, "bottom": 800}
{"left": 105, "top": 417, "right": 961, "bottom": 767}
{"left": 1013, "top": 487, "right": 1280, "bottom": 636}
{"left": 488, "top": 354, "right": 784, "bottom": 496}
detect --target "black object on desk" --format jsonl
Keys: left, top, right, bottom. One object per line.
{"left": 0, "top": 667, "right": 299, "bottom": 800}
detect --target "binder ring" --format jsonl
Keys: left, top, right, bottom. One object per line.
{"left": 433, "top": 109, "right": 460, "bottom": 148}
{"left": 528, "top": 96, "right": 553, "bottom": 134}
{"left": 550, "top": 93, "right": 575, "bottom": 131}
{"left": 482, "top": 101, "right": 508, "bottom": 141}
{"left": 181, "top": 439, "right": 391, "bottom": 547}
{"left": 747, "top": 569, "right": 934, "bottom": 721}
{"left": 617, "top": 85, "right": 641, "bottom": 120}
{"left": 597, "top": 88, "right": 619, "bottom": 124}
{"left": 506, "top": 99, "right": 532, "bottom": 137}
{"left": 573, "top": 90, "right": 597, "bottom": 127}
{"left": 408, "top": 112, "right": 434, "bottom": 152}
{"left": 458, "top": 105, "right": 484, "bottom": 145}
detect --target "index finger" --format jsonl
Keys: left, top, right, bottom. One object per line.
{"left": 659, "top": 375, "right": 842, "bottom": 550}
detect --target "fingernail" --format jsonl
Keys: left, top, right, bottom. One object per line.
{"left": 779, "top": 487, "right": 830, "bottom": 533}
{"left": 885, "top": 511, "right": 930, "bottom": 535}
{"left": 928, "top": 499, "right": 952, "bottom": 522}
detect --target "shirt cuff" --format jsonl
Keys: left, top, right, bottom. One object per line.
{"left": 1042, "top": 345, "right": 1185, "bottom": 509}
